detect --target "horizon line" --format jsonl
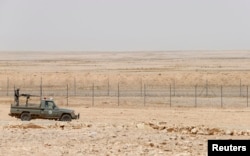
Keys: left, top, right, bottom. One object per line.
{"left": 0, "top": 49, "right": 250, "bottom": 53}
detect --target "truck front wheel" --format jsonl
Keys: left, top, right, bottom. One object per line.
{"left": 21, "top": 113, "right": 31, "bottom": 121}
{"left": 60, "top": 114, "right": 72, "bottom": 122}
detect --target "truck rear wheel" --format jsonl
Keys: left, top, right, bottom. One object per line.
{"left": 60, "top": 114, "right": 72, "bottom": 122}
{"left": 21, "top": 113, "right": 31, "bottom": 121}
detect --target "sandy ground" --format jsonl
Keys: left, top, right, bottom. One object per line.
{"left": 1, "top": 51, "right": 250, "bottom": 155}
{"left": 1, "top": 105, "right": 250, "bottom": 156}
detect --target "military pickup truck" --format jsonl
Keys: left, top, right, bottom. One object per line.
{"left": 9, "top": 89, "right": 80, "bottom": 121}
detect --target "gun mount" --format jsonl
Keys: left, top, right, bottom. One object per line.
{"left": 14, "top": 89, "right": 39, "bottom": 106}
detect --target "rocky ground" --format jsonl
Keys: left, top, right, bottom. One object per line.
{"left": 1, "top": 106, "right": 250, "bottom": 156}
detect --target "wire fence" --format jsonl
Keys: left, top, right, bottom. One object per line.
{"left": 0, "top": 81, "right": 249, "bottom": 108}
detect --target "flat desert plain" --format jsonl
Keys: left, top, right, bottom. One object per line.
{"left": 1, "top": 51, "right": 250, "bottom": 156}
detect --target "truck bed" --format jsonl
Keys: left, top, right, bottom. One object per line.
{"left": 11, "top": 104, "right": 40, "bottom": 109}
{"left": 10, "top": 104, "right": 42, "bottom": 117}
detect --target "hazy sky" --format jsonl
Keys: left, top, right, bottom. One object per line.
{"left": 0, "top": 0, "right": 250, "bottom": 51}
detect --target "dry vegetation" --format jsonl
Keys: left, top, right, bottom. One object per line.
{"left": 1, "top": 51, "right": 250, "bottom": 156}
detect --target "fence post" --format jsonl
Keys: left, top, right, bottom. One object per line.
{"left": 118, "top": 82, "right": 120, "bottom": 106}
{"left": 240, "top": 79, "right": 242, "bottom": 97}
{"left": 67, "top": 84, "right": 69, "bottom": 106}
{"left": 170, "top": 84, "right": 171, "bottom": 107}
{"left": 92, "top": 83, "right": 94, "bottom": 106}
{"left": 23, "top": 78, "right": 25, "bottom": 88}
{"left": 247, "top": 86, "right": 248, "bottom": 107}
{"left": 221, "top": 85, "right": 223, "bottom": 108}
{"left": 7, "top": 77, "right": 9, "bottom": 96}
{"left": 141, "top": 78, "right": 143, "bottom": 97}
{"left": 206, "top": 79, "right": 208, "bottom": 97}
{"left": 173, "top": 79, "right": 175, "bottom": 96}
{"left": 14, "top": 85, "right": 15, "bottom": 104}
{"left": 108, "top": 76, "right": 110, "bottom": 96}
{"left": 40, "top": 77, "right": 43, "bottom": 100}
{"left": 83, "top": 81, "right": 85, "bottom": 97}
{"left": 74, "top": 77, "right": 76, "bottom": 96}
{"left": 195, "top": 85, "right": 197, "bottom": 107}
{"left": 144, "top": 84, "right": 146, "bottom": 106}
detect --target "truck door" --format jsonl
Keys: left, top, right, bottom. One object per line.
{"left": 41, "top": 101, "right": 58, "bottom": 119}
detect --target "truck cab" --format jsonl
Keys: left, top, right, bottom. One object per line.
{"left": 40, "top": 99, "right": 60, "bottom": 119}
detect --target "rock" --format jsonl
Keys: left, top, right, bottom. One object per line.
{"left": 158, "top": 126, "right": 166, "bottom": 130}
{"left": 191, "top": 128, "right": 198, "bottom": 134}
{"left": 136, "top": 123, "right": 145, "bottom": 129}
{"left": 181, "top": 130, "right": 188, "bottom": 134}
{"left": 87, "top": 124, "right": 92, "bottom": 128}
{"left": 72, "top": 124, "right": 82, "bottom": 129}
{"left": 197, "top": 130, "right": 204, "bottom": 135}
{"left": 225, "top": 130, "right": 233, "bottom": 135}
{"left": 158, "top": 121, "right": 167, "bottom": 125}
{"left": 189, "top": 126, "right": 195, "bottom": 131}
{"left": 167, "top": 128, "right": 175, "bottom": 132}
{"left": 59, "top": 123, "right": 65, "bottom": 130}
{"left": 232, "top": 130, "right": 237, "bottom": 136}
{"left": 237, "top": 131, "right": 243, "bottom": 135}
{"left": 208, "top": 128, "right": 221, "bottom": 135}
{"left": 88, "top": 131, "right": 97, "bottom": 138}
{"left": 246, "top": 130, "right": 250, "bottom": 136}
{"left": 148, "top": 123, "right": 159, "bottom": 130}
{"left": 160, "top": 142, "right": 167, "bottom": 145}
{"left": 44, "top": 143, "right": 51, "bottom": 147}
{"left": 149, "top": 143, "right": 154, "bottom": 147}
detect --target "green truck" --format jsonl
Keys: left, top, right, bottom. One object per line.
{"left": 9, "top": 89, "right": 80, "bottom": 121}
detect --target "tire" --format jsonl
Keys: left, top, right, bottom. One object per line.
{"left": 20, "top": 113, "right": 31, "bottom": 121}
{"left": 60, "top": 114, "right": 72, "bottom": 122}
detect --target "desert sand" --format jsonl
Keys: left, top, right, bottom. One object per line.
{"left": 1, "top": 51, "right": 250, "bottom": 156}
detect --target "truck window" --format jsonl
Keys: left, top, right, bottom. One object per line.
{"left": 45, "top": 101, "right": 54, "bottom": 109}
